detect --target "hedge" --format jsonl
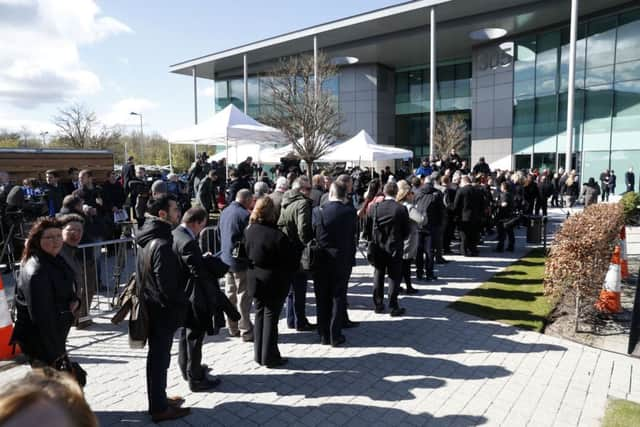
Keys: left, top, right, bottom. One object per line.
{"left": 544, "top": 203, "right": 624, "bottom": 325}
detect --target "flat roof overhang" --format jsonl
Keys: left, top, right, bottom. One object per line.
{"left": 170, "top": 0, "right": 633, "bottom": 80}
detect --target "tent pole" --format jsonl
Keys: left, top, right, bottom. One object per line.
{"left": 226, "top": 136, "right": 229, "bottom": 180}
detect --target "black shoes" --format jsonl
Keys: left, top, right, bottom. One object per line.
{"left": 390, "top": 307, "right": 406, "bottom": 317}
{"left": 436, "top": 258, "right": 449, "bottom": 264}
{"left": 374, "top": 304, "right": 385, "bottom": 314}
{"left": 331, "top": 335, "right": 346, "bottom": 347}
{"left": 189, "top": 376, "right": 221, "bottom": 392}
{"left": 405, "top": 287, "right": 419, "bottom": 295}
{"left": 320, "top": 336, "right": 331, "bottom": 345}
{"left": 266, "top": 357, "right": 288, "bottom": 368}
{"left": 151, "top": 406, "right": 191, "bottom": 423}
{"left": 296, "top": 323, "right": 317, "bottom": 332}
{"left": 343, "top": 320, "right": 360, "bottom": 328}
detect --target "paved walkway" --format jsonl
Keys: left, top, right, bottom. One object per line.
{"left": 3, "top": 208, "right": 640, "bottom": 426}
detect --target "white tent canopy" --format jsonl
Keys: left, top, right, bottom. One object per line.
{"left": 167, "top": 104, "right": 286, "bottom": 146}
{"left": 320, "top": 130, "right": 413, "bottom": 162}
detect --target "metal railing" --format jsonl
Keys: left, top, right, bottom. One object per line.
{"left": 76, "top": 236, "right": 136, "bottom": 322}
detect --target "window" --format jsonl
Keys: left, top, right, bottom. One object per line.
{"left": 612, "top": 80, "right": 640, "bottom": 149}
{"left": 582, "top": 84, "right": 613, "bottom": 151}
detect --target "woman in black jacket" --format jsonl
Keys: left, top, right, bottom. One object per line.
{"left": 244, "top": 197, "right": 296, "bottom": 368}
{"left": 10, "top": 217, "right": 79, "bottom": 366}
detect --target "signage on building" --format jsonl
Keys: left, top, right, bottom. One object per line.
{"left": 477, "top": 43, "right": 514, "bottom": 71}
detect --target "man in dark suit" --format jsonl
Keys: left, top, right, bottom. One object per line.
{"left": 44, "top": 170, "right": 65, "bottom": 214}
{"left": 366, "top": 182, "right": 410, "bottom": 316}
{"left": 172, "top": 207, "right": 221, "bottom": 392}
{"left": 453, "top": 176, "right": 481, "bottom": 256}
{"left": 312, "top": 181, "right": 357, "bottom": 346}
{"left": 122, "top": 156, "right": 136, "bottom": 196}
{"left": 626, "top": 168, "right": 635, "bottom": 193}
{"left": 196, "top": 169, "right": 218, "bottom": 216}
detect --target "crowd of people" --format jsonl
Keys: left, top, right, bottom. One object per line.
{"left": 1, "top": 147, "right": 636, "bottom": 423}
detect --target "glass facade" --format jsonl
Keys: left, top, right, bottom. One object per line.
{"left": 214, "top": 75, "right": 339, "bottom": 118}
{"left": 513, "top": 7, "right": 640, "bottom": 193}
{"left": 395, "top": 60, "right": 472, "bottom": 160}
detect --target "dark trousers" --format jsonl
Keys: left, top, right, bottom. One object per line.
{"left": 313, "top": 264, "right": 349, "bottom": 342}
{"left": 601, "top": 184, "right": 609, "bottom": 201}
{"left": 415, "top": 231, "right": 435, "bottom": 277}
{"left": 146, "top": 323, "right": 175, "bottom": 413}
{"left": 342, "top": 265, "right": 354, "bottom": 323}
{"left": 496, "top": 221, "right": 515, "bottom": 250}
{"left": 443, "top": 214, "right": 455, "bottom": 253}
{"left": 373, "top": 256, "right": 402, "bottom": 309}
{"left": 286, "top": 271, "right": 308, "bottom": 328}
{"left": 401, "top": 259, "right": 413, "bottom": 289}
{"left": 254, "top": 293, "right": 286, "bottom": 365}
{"left": 178, "top": 327, "right": 205, "bottom": 382}
{"left": 535, "top": 200, "right": 548, "bottom": 217}
{"left": 459, "top": 221, "right": 478, "bottom": 255}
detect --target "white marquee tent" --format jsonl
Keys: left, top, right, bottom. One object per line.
{"left": 320, "top": 130, "right": 413, "bottom": 162}
{"left": 167, "top": 104, "right": 286, "bottom": 173}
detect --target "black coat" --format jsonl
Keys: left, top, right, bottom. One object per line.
{"left": 365, "top": 198, "right": 410, "bottom": 259}
{"left": 453, "top": 185, "right": 482, "bottom": 223}
{"left": 226, "top": 177, "right": 250, "bottom": 205}
{"left": 136, "top": 217, "right": 186, "bottom": 329}
{"left": 244, "top": 223, "right": 296, "bottom": 300}
{"left": 11, "top": 252, "right": 78, "bottom": 364}
{"left": 44, "top": 183, "right": 65, "bottom": 214}
{"left": 312, "top": 201, "right": 357, "bottom": 270}
{"left": 172, "top": 225, "right": 233, "bottom": 335}
{"left": 414, "top": 184, "right": 444, "bottom": 230}
{"left": 122, "top": 162, "right": 136, "bottom": 192}
{"left": 102, "top": 181, "right": 125, "bottom": 212}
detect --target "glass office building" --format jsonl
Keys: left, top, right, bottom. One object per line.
{"left": 171, "top": 1, "right": 640, "bottom": 193}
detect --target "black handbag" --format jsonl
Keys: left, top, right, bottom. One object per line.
{"left": 301, "top": 207, "right": 325, "bottom": 272}
{"left": 129, "top": 239, "right": 160, "bottom": 349}
{"left": 56, "top": 354, "right": 87, "bottom": 388}
{"left": 366, "top": 204, "right": 383, "bottom": 267}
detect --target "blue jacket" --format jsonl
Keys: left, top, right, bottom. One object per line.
{"left": 415, "top": 165, "right": 433, "bottom": 177}
{"left": 219, "top": 201, "right": 250, "bottom": 272}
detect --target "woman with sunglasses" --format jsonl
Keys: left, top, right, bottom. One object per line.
{"left": 10, "top": 217, "right": 80, "bottom": 367}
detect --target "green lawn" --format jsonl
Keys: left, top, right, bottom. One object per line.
{"left": 449, "top": 248, "right": 554, "bottom": 332}
{"left": 602, "top": 399, "right": 640, "bottom": 427}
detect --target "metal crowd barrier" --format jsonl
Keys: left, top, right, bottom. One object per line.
{"left": 77, "top": 237, "right": 136, "bottom": 322}
{"left": 199, "top": 225, "right": 220, "bottom": 254}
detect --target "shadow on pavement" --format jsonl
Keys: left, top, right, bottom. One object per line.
{"left": 94, "top": 402, "right": 488, "bottom": 426}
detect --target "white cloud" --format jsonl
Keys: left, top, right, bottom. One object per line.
{"left": 101, "top": 97, "right": 157, "bottom": 127}
{"left": 0, "top": 0, "right": 132, "bottom": 108}
{"left": 199, "top": 86, "right": 216, "bottom": 97}
{"left": 0, "top": 117, "right": 57, "bottom": 135}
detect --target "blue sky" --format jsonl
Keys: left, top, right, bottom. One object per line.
{"left": 0, "top": 0, "right": 401, "bottom": 138}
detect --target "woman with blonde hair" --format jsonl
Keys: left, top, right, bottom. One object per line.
{"left": 244, "top": 197, "right": 297, "bottom": 368}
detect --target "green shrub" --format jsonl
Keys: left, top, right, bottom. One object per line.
{"left": 621, "top": 192, "right": 640, "bottom": 225}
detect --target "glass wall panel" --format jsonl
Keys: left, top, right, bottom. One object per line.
{"left": 616, "top": 10, "right": 640, "bottom": 63}
{"left": 514, "top": 36, "right": 536, "bottom": 100}
{"left": 612, "top": 80, "right": 640, "bottom": 149}
{"left": 586, "top": 17, "right": 617, "bottom": 69}
{"left": 535, "top": 31, "right": 560, "bottom": 96}
{"left": 610, "top": 150, "right": 640, "bottom": 194}
{"left": 513, "top": 98, "right": 534, "bottom": 153}
{"left": 583, "top": 84, "right": 613, "bottom": 150}
{"left": 615, "top": 60, "right": 640, "bottom": 82}
{"left": 582, "top": 151, "right": 610, "bottom": 184}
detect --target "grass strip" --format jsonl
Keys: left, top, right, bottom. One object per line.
{"left": 449, "top": 248, "right": 553, "bottom": 332}
{"left": 602, "top": 399, "right": 640, "bottom": 427}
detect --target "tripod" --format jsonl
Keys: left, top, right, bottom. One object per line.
{"left": 0, "top": 214, "right": 26, "bottom": 321}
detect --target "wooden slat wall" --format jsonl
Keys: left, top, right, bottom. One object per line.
{"left": 0, "top": 152, "right": 114, "bottom": 184}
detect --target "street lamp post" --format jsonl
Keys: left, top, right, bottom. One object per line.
{"left": 130, "top": 112, "right": 144, "bottom": 164}
{"left": 39, "top": 131, "right": 48, "bottom": 147}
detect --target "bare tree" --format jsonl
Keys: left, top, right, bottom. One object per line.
{"left": 261, "top": 53, "right": 342, "bottom": 177}
{"left": 53, "top": 103, "right": 96, "bottom": 148}
{"left": 91, "top": 124, "right": 122, "bottom": 150}
{"left": 432, "top": 114, "right": 468, "bottom": 159}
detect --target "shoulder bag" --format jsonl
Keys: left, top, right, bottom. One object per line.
{"left": 301, "top": 207, "right": 325, "bottom": 272}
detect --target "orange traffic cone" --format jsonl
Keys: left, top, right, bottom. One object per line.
{"left": 620, "top": 227, "right": 629, "bottom": 281}
{"left": 595, "top": 244, "right": 623, "bottom": 313}
{"left": 0, "top": 275, "right": 20, "bottom": 360}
